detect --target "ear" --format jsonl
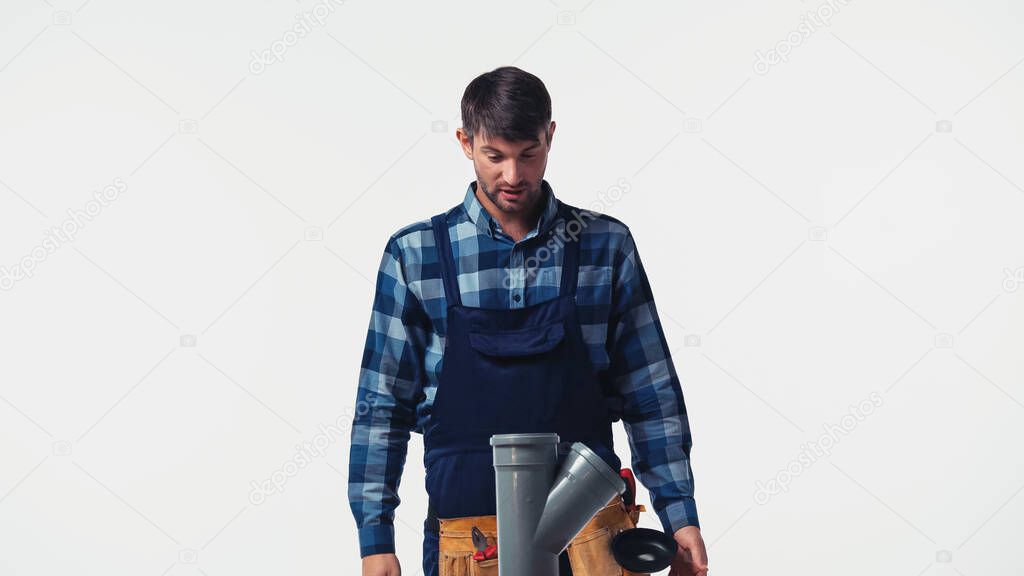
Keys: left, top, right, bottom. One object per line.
{"left": 547, "top": 121, "right": 556, "bottom": 147}
{"left": 455, "top": 127, "right": 474, "bottom": 160}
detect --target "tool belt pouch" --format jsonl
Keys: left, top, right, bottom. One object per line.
{"left": 437, "top": 497, "right": 648, "bottom": 576}
{"left": 437, "top": 516, "right": 498, "bottom": 576}
{"left": 566, "top": 498, "right": 649, "bottom": 576}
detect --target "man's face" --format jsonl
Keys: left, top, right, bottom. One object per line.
{"left": 458, "top": 122, "right": 555, "bottom": 216}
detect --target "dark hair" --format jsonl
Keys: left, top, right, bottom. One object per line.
{"left": 461, "top": 66, "right": 551, "bottom": 146}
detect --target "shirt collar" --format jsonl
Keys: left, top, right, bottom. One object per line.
{"left": 463, "top": 179, "right": 560, "bottom": 241}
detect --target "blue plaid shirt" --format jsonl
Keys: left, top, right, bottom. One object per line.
{"left": 348, "top": 179, "right": 700, "bottom": 557}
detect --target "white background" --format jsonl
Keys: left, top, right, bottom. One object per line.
{"left": 2, "top": 1, "right": 1023, "bottom": 574}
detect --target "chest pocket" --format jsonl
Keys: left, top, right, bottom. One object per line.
{"left": 467, "top": 322, "right": 565, "bottom": 358}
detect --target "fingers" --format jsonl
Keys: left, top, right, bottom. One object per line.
{"left": 667, "top": 555, "right": 681, "bottom": 576}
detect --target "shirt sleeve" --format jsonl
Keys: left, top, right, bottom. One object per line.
{"left": 607, "top": 228, "right": 700, "bottom": 534}
{"left": 348, "top": 235, "right": 431, "bottom": 557}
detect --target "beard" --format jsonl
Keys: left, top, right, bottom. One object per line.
{"left": 478, "top": 176, "right": 544, "bottom": 214}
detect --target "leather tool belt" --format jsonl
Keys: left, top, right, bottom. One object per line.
{"left": 436, "top": 494, "right": 650, "bottom": 576}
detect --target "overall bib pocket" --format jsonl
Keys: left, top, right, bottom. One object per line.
{"left": 467, "top": 322, "right": 565, "bottom": 358}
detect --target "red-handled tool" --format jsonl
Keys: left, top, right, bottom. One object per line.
{"left": 471, "top": 526, "right": 497, "bottom": 561}
{"left": 620, "top": 468, "right": 637, "bottom": 510}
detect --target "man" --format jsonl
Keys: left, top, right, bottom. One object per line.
{"left": 350, "top": 66, "right": 709, "bottom": 576}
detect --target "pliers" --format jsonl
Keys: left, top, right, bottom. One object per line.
{"left": 471, "top": 526, "right": 497, "bottom": 561}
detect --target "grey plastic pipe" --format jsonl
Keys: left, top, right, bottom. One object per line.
{"left": 491, "top": 433, "right": 626, "bottom": 576}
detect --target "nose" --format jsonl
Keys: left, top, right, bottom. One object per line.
{"left": 504, "top": 160, "right": 522, "bottom": 188}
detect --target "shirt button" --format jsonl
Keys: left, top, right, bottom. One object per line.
{"left": 513, "top": 294, "right": 521, "bottom": 302}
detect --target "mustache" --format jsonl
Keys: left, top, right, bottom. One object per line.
{"left": 497, "top": 183, "right": 530, "bottom": 192}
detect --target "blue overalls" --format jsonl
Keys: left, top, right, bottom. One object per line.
{"left": 421, "top": 204, "right": 622, "bottom": 576}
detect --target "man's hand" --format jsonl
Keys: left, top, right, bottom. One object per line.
{"left": 668, "top": 525, "right": 708, "bottom": 576}
{"left": 362, "top": 552, "right": 401, "bottom": 576}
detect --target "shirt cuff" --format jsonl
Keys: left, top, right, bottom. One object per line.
{"left": 656, "top": 497, "right": 700, "bottom": 535}
{"left": 358, "top": 522, "right": 396, "bottom": 557}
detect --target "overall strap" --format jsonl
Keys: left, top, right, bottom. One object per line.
{"left": 430, "top": 212, "right": 462, "bottom": 307}
{"left": 557, "top": 204, "right": 581, "bottom": 297}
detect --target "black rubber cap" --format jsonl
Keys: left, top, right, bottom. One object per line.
{"left": 611, "top": 528, "right": 678, "bottom": 573}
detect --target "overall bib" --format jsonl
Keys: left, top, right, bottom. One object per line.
{"left": 421, "top": 205, "right": 622, "bottom": 576}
